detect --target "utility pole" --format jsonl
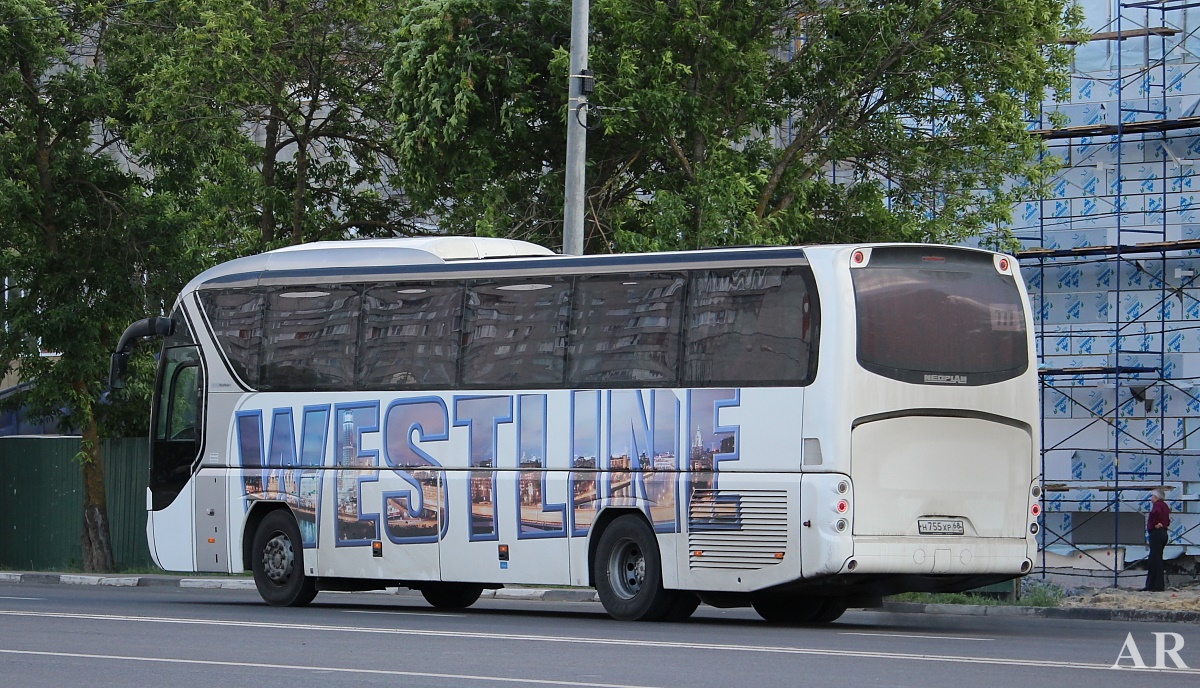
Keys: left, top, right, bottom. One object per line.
{"left": 563, "top": 0, "right": 590, "bottom": 256}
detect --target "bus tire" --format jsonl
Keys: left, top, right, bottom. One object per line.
{"left": 251, "top": 509, "right": 317, "bottom": 607}
{"left": 663, "top": 591, "right": 701, "bottom": 622}
{"left": 750, "top": 595, "right": 821, "bottom": 624}
{"left": 421, "top": 584, "right": 484, "bottom": 609}
{"left": 810, "top": 599, "right": 848, "bottom": 624}
{"left": 594, "top": 515, "right": 675, "bottom": 621}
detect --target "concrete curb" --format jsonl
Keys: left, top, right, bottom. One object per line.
{"left": 4, "top": 572, "right": 1195, "bottom": 623}
{"left": 880, "top": 601, "right": 1200, "bottom": 624}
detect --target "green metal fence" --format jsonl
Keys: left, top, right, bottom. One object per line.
{"left": 0, "top": 437, "right": 153, "bottom": 571}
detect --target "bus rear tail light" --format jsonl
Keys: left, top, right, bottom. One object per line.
{"left": 836, "top": 499, "right": 849, "bottom": 514}
{"left": 1030, "top": 503, "right": 1041, "bottom": 517}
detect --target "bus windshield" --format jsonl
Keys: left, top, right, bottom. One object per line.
{"left": 852, "top": 247, "right": 1028, "bottom": 386}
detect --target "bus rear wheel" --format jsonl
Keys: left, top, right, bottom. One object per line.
{"left": 594, "top": 515, "right": 677, "bottom": 621}
{"left": 420, "top": 583, "right": 484, "bottom": 609}
{"left": 663, "top": 591, "right": 701, "bottom": 621}
{"left": 251, "top": 509, "right": 317, "bottom": 607}
{"left": 751, "top": 594, "right": 824, "bottom": 624}
{"left": 811, "top": 599, "right": 848, "bottom": 623}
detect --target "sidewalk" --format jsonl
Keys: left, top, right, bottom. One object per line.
{"left": 4, "top": 571, "right": 1199, "bottom": 624}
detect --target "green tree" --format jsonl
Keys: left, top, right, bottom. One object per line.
{"left": 0, "top": 0, "right": 191, "bottom": 571}
{"left": 108, "top": 0, "right": 420, "bottom": 254}
{"left": 386, "top": 0, "right": 1082, "bottom": 252}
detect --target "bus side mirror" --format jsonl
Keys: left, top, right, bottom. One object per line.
{"left": 110, "top": 317, "right": 175, "bottom": 389}
{"left": 109, "top": 352, "right": 131, "bottom": 390}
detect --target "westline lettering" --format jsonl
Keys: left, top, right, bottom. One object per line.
{"left": 234, "top": 389, "right": 739, "bottom": 545}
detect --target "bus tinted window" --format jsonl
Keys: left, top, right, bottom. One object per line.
{"left": 853, "top": 247, "right": 1027, "bottom": 385}
{"left": 361, "top": 283, "right": 462, "bottom": 388}
{"left": 462, "top": 278, "right": 571, "bottom": 387}
{"left": 261, "top": 287, "right": 360, "bottom": 391}
{"left": 684, "top": 267, "right": 816, "bottom": 385}
{"left": 198, "top": 289, "right": 263, "bottom": 387}
{"left": 568, "top": 274, "right": 684, "bottom": 385}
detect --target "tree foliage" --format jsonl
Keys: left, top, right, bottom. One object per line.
{"left": 108, "top": 0, "right": 421, "bottom": 254}
{"left": 387, "top": 0, "right": 1082, "bottom": 252}
{"left": 0, "top": 0, "right": 193, "bottom": 571}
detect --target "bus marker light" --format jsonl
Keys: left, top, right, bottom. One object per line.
{"left": 498, "top": 544, "right": 510, "bottom": 561}
{"left": 774, "top": 552, "right": 785, "bottom": 560}
{"left": 372, "top": 540, "right": 383, "bottom": 557}
{"left": 998, "top": 258, "right": 1009, "bottom": 271}
{"left": 207, "top": 538, "right": 215, "bottom": 544}
{"left": 692, "top": 550, "right": 704, "bottom": 557}
{"left": 922, "top": 255, "right": 945, "bottom": 262}
{"left": 836, "top": 499, "right": 849, "bottom": 513}
{"left": 852, "top": 250, "right": 865, "bottom": 264}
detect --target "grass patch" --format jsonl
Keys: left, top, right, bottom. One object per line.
{"left": 888, "top": 581, "right": 1064, "bottom": 608}
{"left": 889, "top": 592, "right": 1004, "bottom": 606}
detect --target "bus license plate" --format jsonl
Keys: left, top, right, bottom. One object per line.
{"left": 918, "top": 519, "right": 964, "bottom": 535}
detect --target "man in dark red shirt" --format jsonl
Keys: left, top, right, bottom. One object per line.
{"left": 1144, "top": 488, "right": 1170, "bottom": 592}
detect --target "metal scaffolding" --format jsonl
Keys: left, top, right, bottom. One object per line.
{"left": 1016, "top": 0, "right": 1200, "bottom": 587}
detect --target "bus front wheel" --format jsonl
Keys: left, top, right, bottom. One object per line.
{"left": 421, "top": 583, "right": 484, "bottom": 609}
{"left": 251, "top": 509, "right": 318, "bottom": 607}
{"left": 594, "top": 515, "right": 677, "bottom": 621}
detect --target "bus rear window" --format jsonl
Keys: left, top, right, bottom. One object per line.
{"left": 852, "top": 247, "right": 1027, "bottom": 386}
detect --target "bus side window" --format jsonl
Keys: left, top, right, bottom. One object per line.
{"left": 361, "top": 283, "right": 463, "bottom": 389}
{"left": 461, "top": 278, "right": 571, "bottom": 387}
{"left": 198, "top": 288, "right": 263, "bottom": 388}
{"left": 261, "top": 286, "right": 360, "bottom": 391}
{"left": 165, "top": 364, "right": 199, "bottom": 441}
{"left": 683, "top": 267, "right": 817, "bottom": 386}
{"left": 568, "top": 273, "right": 684, "bottom": 385}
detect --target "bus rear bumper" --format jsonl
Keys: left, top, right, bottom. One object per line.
{"left": 847, "top": 537, "right": 1032, "bottom": 575}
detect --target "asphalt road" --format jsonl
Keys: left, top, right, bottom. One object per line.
{"left": 0, "top": 583, "right": 1197, "bottom": 687}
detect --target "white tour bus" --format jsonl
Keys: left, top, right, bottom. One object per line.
{"left": 110, "top": 237, "right": 1040, "bottom": 623}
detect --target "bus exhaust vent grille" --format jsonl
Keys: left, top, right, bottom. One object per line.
{"left": 688, "top": 489, "right": 788, "bottom": 570}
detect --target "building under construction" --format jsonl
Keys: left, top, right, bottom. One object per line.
{"left": 1015, "top": 0, "right": 1200, "bottom": 586}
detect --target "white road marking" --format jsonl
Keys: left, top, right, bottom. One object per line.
{"left": 0, "top": 649, "right": 658, "bottom": 688}
{"left": 0, "top": 596, "right": 42, "bottom": 601}
{"left": 840, "top": 631, "right": 991, "bottom": 642}
{"left": 0, "top": 609, "right": 1196, "bottom": 675}
{"left": 343, "top": 609, "right": 464, "bottom": 618}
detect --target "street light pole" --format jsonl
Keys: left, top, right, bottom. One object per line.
{"left": 562, "top": 0, "right": 588, "bottom": 256}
